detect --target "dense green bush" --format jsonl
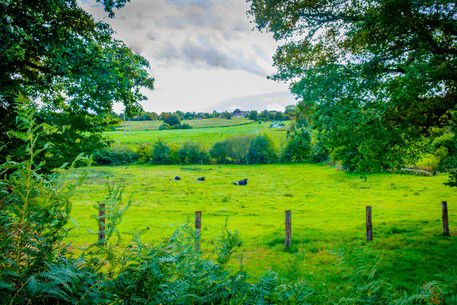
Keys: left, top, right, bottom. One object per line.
{"left": 209, "top": 136, "right": 251, "bottom": 164}
{"left": 210, "top": 136, "right": 278, "bottom": 164}
{"left": 151, "top": 140, "right": 174, "bottom": 164}
{"left": 282, "top": 126, "right": 312, "bottom": 162}
{"left": 247, "top": 135, "right": 277, "bottom": 164}
{"left": 433, "top": 129, "right": 457, "bottom": 171}
{"left": 158, "top": 123, "right": 170, "bottom": 130}
{"left": 210, "top": 141, "right": 230, "bottom": 163}
{"left": 158, "top": 122, "right": 193, "bottom": 130}
{"left": 223, "top": 136, "right": 251, "bottom": 164}
{"left": 274, "top": 111, "right": 285, "bottom": 121}
{"left": 163, "top": 114, "right": 181, "bottom": 126}
{"left": 248, "top": 110, "right": 259, "bottom": 121}
{"left": 309, "top": 131, "right": 329, "bottom": 163}
{"left": 136, "top": 143, "right": 152, "bottom": 162}
{"left": 93, "top": 145, "right": 139, "bottom": 165}
{"left": 178, "top": 142, "right": 208, "bottom": 164}
{"left": 179, "top": 122, "right": 193, "bottom": 129}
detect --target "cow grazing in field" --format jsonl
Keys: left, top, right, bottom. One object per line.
{"left": 197, "top": 177, "right": 205, "bottom": 181}
{"left": 174, "top": 176, "right": 181, "bottom": 181}
{"left": 233, "top": 178, "right": 248, "bottom": 186}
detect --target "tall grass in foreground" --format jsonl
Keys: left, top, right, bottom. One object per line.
{"left": 1, "top": 101, "right": 456, "bottom": 304}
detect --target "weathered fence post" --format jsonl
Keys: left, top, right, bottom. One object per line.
{"left": 366, "top": 206, "right": 372, "bottom": 241}
{"left": 442, "top": 201, "right": 449, "bottom": 236}
{"left": 98, "top": 203, "right": 106, "bottom": 245}
{"left": 285, "top": 210, "right": 291, "bottom": 249}
{"left": 195, "top": 211, "right": 202, "bottom": 251}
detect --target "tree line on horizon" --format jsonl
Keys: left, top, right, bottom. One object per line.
{"left": 115, "top": 106, "right": 296, "bottom": 122}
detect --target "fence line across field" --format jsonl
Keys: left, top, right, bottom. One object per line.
{"left": 97, "top": 202, "right": 452, "bottom": 247}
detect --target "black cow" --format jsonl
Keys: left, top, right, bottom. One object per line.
{"left": 233, "top": 178, "right": 248, "bottom": 186}
{"left": 197, "top": 177, "right": 205, "bottom": 181}
{"left": 174, "top": 176, "right": 181, "bottom": 181}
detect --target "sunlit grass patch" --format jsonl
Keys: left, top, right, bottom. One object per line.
{"left": 69, "top": 163, "right": 457, "bottom": 292}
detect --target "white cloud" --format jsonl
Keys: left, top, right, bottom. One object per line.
{"left": 156, "top": 36, "right": 266, "bottom": 76}
{"left": 80, "top": 0, "right": 290, "bottom": 112}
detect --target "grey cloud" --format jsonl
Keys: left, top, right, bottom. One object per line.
{"left": 222, "top": 21, "right": 251, "bottom": 40}
{"left": 156, "top": 36, "right": 266, "bottom": 76}
{"left": 252, "top": 44, "right": 270, "bottom": 62}
{"left": 166, "top": 0, "right": 214, "bottom": 9}
{"left": 82, "top": 0, "right": 274, "bottom": 75}
{"left": 157, "top": 42, "right": 180, "bottom": 59}
{"left": 232, "top": 22, "right": 247, "bottom": 32}
{"left": 146, "top": 32, "right": 157, "bottom": 41}
{"left": 128, "top": 41, "right": 144, "bottom": 54}
{"left": 156, "top": 3, "right": 224, "bottom": 30}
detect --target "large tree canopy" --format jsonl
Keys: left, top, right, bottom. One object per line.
{"left": 249, "top": 0, "right": 456, "bottom": 171}
{"left": 0, "top": 0, "right": 153, "bottom": 168}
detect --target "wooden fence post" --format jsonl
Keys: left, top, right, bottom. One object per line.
{"left": 98, "top": 203, "right": 106, "bottom": 245}
{"left": 285, "top": 210, "right": 291, "bottom": 249}
{"left": 366, "top": 206, "right": 372, "bottom": 241}
{"left": 195, "top": 211, "right": 202, "bottom": 251}
{"left": 442, "top": 201, "right": 449, "bottom": 236}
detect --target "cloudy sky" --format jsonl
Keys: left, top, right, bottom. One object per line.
{"left": 81, "top": 0, "right": 293, "bottom": 112}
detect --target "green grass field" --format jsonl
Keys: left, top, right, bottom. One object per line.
{"left": 70, "top": 163, "right": 457, "bottom": 292}
{"left": 107, "top": 118, "right": 289, "bottom": 149}
{"left": 117, "top": 117, "right": 254, "bottom": 131}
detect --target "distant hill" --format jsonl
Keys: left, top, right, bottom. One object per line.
{"left": 208, "top": 91, "right": 297, "bottom": 112}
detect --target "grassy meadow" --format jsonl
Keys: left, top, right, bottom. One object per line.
{"left": 107, "top": 118, "right": 290, "bottom": 149}
{"left": 69, "top": 117, "right": 457, "bottom": 295}
{"left": 117, "top": 117, "right": 254, "bottom": 131}
{"left": 70, "top": 163, "right": 457, "bottom": 292}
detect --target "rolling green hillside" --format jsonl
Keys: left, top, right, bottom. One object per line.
{"left": 117, "top": 117, "right": 254, "bottom": 131}
{"left": 107, "top": 118, "right": 290, "bottom": 149}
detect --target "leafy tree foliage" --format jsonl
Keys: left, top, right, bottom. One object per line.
{"left": 210, "top": 141, "right": 230, "bottom": 164}
{"left": 219, "top": 136, "right": 251, "bottom": 164}
{"left": 93, "top": 145, "right": 139, "bottom": 165}
{"left": 248, "top": 110, "right": 259, "bottom": 121}
{"left": 221, "top": 111, "right": 233, "bottom": 119}
{"left": 248, "top": 0, "right": 456, "bottom": 171}
{"left": 284, "top": 105, "right": 296, "bottom": 118}
{"left": 163, "top": 114, "right": 181, "bottom": 126}
{"left": 0, "top": 0, "right": 153, "bottom": 168}
{"left": 151, "top": 140, "right": 173, "bottom": 164}
{"left": 247, "top": 135, "right": 277, "bottom": 164}
{"left": 283, "top": 122, "right": 312, "bottom": 162}
{"left": 178, "top": 142, "right": 208, "bottom": 164}
{"left": 259, "top": 110, "right": 272, "bottom": 121}
{"left": 274, "top": 111, "right": 285, "bottom": 121}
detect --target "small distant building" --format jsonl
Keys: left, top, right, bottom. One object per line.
{"left": 233, "top": 108, "right": 249, "bottom": 117}
{"left": 269, "top": 121, "right": 285, "bottom": 128}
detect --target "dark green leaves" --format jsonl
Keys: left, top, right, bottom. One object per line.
{"left": 249, "top": 0, "right": 456, "bottom": 171}
{"left": 0, "top": 0, "right": 153, "bottom": 170}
